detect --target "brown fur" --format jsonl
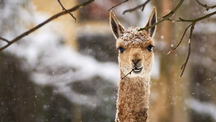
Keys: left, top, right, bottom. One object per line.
{"left": 116, "top": 71, "right": 150, "bottom": 122}
{"left": 110, "top": 8, "right": 157, "bottom": 122}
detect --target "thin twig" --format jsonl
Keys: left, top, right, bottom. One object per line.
{"left": 0, "top": 37, "right": 10, "bottom": 43}
{"left": 167, "top": 18, "right": 174, "bottom": 22}
{"left": 178, "top": 11, "right": 216, "bottom": 22}
{"left": 180, "top": 22, "right": 196, "bottom": 77}
{"left": 123, "top": 0, "right": 150, "bottom": 14}
{"left": 196, "top": 0, "right": 216, "bottom": 11}
{"left": 0, "top": 0, "right": 94, "bottom": 52}
{"left": 108, "top": 0, "right": 129, "bottom": 11}
{"left": 121, "top": 69, "right": 134, "bottom": 80}
{"left": 167, "top": 23, "right": 193, "bottom": 55}
{"left": 139, "top": 0, "right": 184, "bottom": 31}
{"left": 173, "top": 10, "right": 216, "bottom": 77}
{"left": 57, "top": 0, "right": 76, "bottom": 22}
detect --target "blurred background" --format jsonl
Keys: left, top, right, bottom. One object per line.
{"left": 0, "top": 0, "right": 216, "bottom": 122}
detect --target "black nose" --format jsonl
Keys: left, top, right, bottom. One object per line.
{"left": 132, "top": 59, "right": 141, "bottom": 66}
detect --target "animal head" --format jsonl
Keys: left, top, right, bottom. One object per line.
{"left": 110, "top": 7, "right": 157, "bottom": 78}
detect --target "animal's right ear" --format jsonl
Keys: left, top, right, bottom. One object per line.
{"left": 109, "top": 11, "right": 125, "bottom": 39}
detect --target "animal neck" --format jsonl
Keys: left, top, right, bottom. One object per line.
{"left": 115, "top": 70, "right": 151, "bottom": 122}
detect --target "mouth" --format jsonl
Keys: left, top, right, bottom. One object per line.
{"left": 132, "top": 67, "right": 143, "bottom": 74}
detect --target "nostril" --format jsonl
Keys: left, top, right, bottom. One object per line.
{"left": 132, "top": 59, "right": 141, "bottom": 65}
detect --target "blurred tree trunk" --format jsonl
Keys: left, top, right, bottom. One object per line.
{"left": 0, "top": 1, "right": 36, "bottom": 122}
{"left": 188, "top": 0, "right": 216, "bottom": 122}
{"left": 0, "top": 53, "right": 36, "bottom": 122}
{"left": 71, "top": 104, "right": 82, "bottom": 122}
{"left": 149, "top": 1, "right": 190, "bottom": 122}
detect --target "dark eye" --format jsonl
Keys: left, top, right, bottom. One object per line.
{"left": 146, "top": 45, "right": 154, "bottom": 51}
{"left": 117, "top": 47, "right": 125, "bottom": 53}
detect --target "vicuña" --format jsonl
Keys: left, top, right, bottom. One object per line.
{"left": 110, "top": 7, "right": 157, "bottom": 122}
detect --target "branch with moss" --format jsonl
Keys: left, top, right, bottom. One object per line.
{"left": 0, "top": 0, "right": 94, "bottom": 52}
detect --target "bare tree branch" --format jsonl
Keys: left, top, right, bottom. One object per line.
{"left": 178, "top": 11, "right": 216, "bottom": 22}
{"left": 167, "top": 23, "right": 193, "bottom": 55}
{"left": 123, "top": 0, "right": 151, "bottom": 14}
{"left": 196, "top": 0, "right": 216, "bottom": 11}
{"left": 57, "top": 0, "right": 76, "bottom": 22}
{"left": 139, "top": 0, "right": 185, "bottom": 31}
{"left": 108, "top": 0, "right": 129, "bottom": 11}
{"left": 180, "top": 22, "right": 195, "bottom": 77}
{"left": 169, "top": 10, "right": 216, "bottom": 77}
{"left": 0, "top": 37, "right": 10, "bottom": 43}
{"left": 0, "top": 0, "right": 94, "bottom": 52}
{"left": 0, "top": 0, "right": 215, "bottom": 78}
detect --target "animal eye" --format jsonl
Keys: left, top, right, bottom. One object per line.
{"left": 146, "top": 45, "right": 154, "bottom": 51}
{"left": 117, "top": 47, "right": 125, "bottom": 53}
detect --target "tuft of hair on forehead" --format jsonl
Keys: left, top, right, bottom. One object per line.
{"left": 117, "top": 27, "right": 152, "bottom": 47}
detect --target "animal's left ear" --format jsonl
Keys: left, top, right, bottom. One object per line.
{"left": 144, "top": 7, "right": 157, "bottom": 37}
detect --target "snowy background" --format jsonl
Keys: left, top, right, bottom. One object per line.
{"left": 0, "top": 0, "right": 216, "bottom": 122}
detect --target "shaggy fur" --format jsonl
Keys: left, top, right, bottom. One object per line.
{"left": 110, "top": 7, "right": 157, "bottom": 122}
{"left": 116, "top": 71, "right": 150, "bottom": 122}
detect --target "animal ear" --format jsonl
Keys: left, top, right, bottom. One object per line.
{"left": 109, "top": 11, "right": 125, "bottom": 39}
{"left": 144, "top": 7, "right": 157, "bottom": 37}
